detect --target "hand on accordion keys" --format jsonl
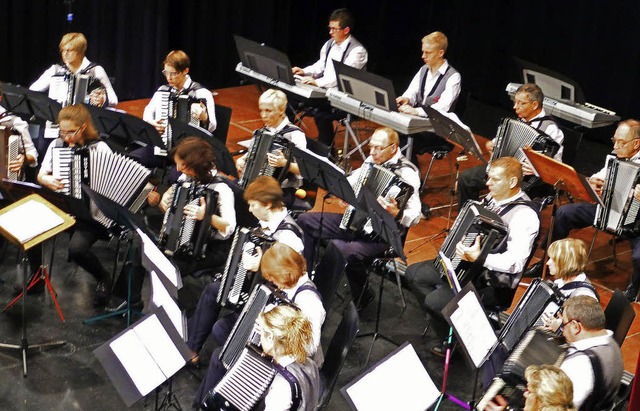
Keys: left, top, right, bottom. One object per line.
{"left": 39, "top": 174, "right": 65, "bottom": 192}
{"left": 483, "top": 394, "right": 509, "bottom": 411}
{"left": 588, "top": 176, "right": 605, "bottom": 197}
{"left": 634, "top": 184, "right": 640, "bottom": 201}
{"left": 376, "top": 195, "right": 400, "bottom": 218}
{"left": 455, "top": 236, "right": 482, "bottom": 263}
{"left": 267, "top": 150, "right": 287, "bottom": 168}
{"left": 183, "top": 197, "right": 206, "bottom": 221}
{"left": 190, "top": 102, "right": 208, "bottom": 122}
{"left": 8, "top": 154, "right": 25, "bottom": 172}
{"left": 241, "top": 244, "right": 263, "bottom": 272}
{"left": 540, "top": 312, "right": 562, "bottom": 333}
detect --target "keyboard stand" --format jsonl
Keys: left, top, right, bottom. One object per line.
{"left": 340, "top": 114, "right": 370, "bottom": 171}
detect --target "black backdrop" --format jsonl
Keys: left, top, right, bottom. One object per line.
{"left": 1, "top": 0, "right": 639, "bottom": 120}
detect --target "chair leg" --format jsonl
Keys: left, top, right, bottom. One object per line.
{"left": 421, "top": 155, "right": 438, "bottom": 192}
{"left": 394, "top": 270, "right": 406, "bottom": 309}
{"left": 588, "top": 230, "right": 599, "bottom": 258}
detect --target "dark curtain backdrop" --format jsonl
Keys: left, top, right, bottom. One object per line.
{"left": 1, "top": 0, "right": 639, "bottom": 119}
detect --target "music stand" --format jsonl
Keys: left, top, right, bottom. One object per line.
{"left": 81, "top": 185, "right": 150, "bottom": 326}
{"left": 522, "top": 146, "right": 600, "bottom": 276}
{"left": 83, "top": 103, "right": 163, "bottom": 151}
{"left": 424, "top": 106, "right": 484, "bottom": 163}
{"left": 0, "top": 194, "right": 75, "bottom": 377}
{"left": 169, "top": 118, "right": 239, "bottom": 178}
{"left": 93, "top": 307, "right": 192, "bottom": 408}
{"left": 0, "top": 82, "right": 62, "bottom": 123}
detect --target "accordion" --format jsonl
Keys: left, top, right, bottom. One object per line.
{"left": 476, "top": 329, "right": 566, "bottom": 411}
{"left": 594, "top": 155, "right": 640, "bottom": 237}
{"left": 156, "top": 90, "right": 206, "bottom": 155}
{"left": 0, "top": 125, "right": 20, "bottom": 181}
{"left": 433, "top": 202, "right": 508, "bottom": 285}
{"left": 48, "top": 72, "right": 94, "bottom": 107}
{"left": 217, "top": 227, "right": 275, "bottom": 308}
{"left": 499, "top": 278, "right": 566, "bottom": 352}
{"left": 220, "top": 283, "right": 292, "bottom": 369}
{"left": 238, "top": 128, "right": 292, "bottom": 189}
{"left": 51, "top": 147, "right": 153, "bottom": 228}
{"left": 204, "top": 344, "right": 277, "bottom": 411}
{"left": 340, "top": 163, "right": 414, "bottom": 233}
{"left": 158, "top": 181, "right": 219, "bottom": 260}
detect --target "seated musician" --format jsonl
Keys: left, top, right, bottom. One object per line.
{"left": 30, "top": 32, "right": 118, "bottom": 107}
{"left": 483, "top": 364, "right": 576, "bottom": 411}
{"left": 405, "top": 157, "right": 540, "bottom": 352}
{"left": 458, "top": 83, "right": 565, "bottom": 209}
{"left": 537, "top": 119, "right": 640, "bottom": 300}
{"left": 106, "top": 136, "right": 236, "bottom": 311}
{"left": 236, "top": 89, "right": 306, "bottom": 207}
{"left": 0, "top": 86, "right": 38, "bottom": 177}
{"left": 193, "top": 243, "right": 325, "bottom": 408}
{"left": 36, "top": 104, "right": 114, "bottom": 306}
{"left": 138, "top": 50, "right": 216, "bottom": 169}
{"left": 297, "top": 126, "right": 421, "bottom": 310}
{"left": 187, "top": 177, "right": 307, "bottom": 360}
{"left": 291, "top": 8, "right": 368, "bottom": 148}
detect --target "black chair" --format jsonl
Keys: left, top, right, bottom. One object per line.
{"left": 312, "top": 241, "right": 347, "bottom": 314}
{"left": 317, "top": 302, "right": 359, "bottom": 409}
{"left": 604, "top": 289, "right": 637, "bottom": 347}
{"left": 290, "top": 137, "right": 331, "bottom": 213}
{"left": 558, "top": 124, "right": 583, "bottom": 168}
{"left": 212, "top": 104, "right": 233, "bottom": 144}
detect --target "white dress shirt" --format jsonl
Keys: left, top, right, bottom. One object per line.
{"left": 401, "top": 59, "right": 461, "bottom": 114}
{"left": 302, "top": 35, "right": 368, "bottom": 89}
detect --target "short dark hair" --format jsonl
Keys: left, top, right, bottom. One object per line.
{"left": 171, "top": 136, "right": 217, "bottom": 182}
{"left": 243, "top": 175, "right": 285, "bottom": 209}
{"left": 330, "top": 8, "right": 353, "bottom": 30}
{"left": 563, "top": 295, "right": 606, "bottom": 331}
{"left": 516, "top": 83, "right": 544, "bottom": 106}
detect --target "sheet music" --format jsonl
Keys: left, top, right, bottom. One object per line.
{"left": 137, "top": 228, "right": 180, "bottom": 288}
{"left": 449, "top": 291, "right": 498, "bottom": 368}
{"left": 150, "top": 271, "right": 186, "bottom": 340}
{"left": 345, "top": 344, "right": 440, "bottom": 411}
{"left": 134, "top": 314, "right": 185, "bottom": 377}
{"left": 0, "top": 199, "right": 64, "bottom": 244}
{"left": 438, "top": 251, "right": 461, "bottom": 294}
{"left": 109, "top": 329, "right": 166, "bottom": 396}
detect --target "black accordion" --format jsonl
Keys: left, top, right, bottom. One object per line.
{"left": 49, "top": 72, "right": 93, "bottom": 107}
{"left": 238, "top": 128, "right": 292, "bottom": 189}
{"left": 476, "top": 329, "right": 566, "bottom": 411}
{"left": 204, "top": 344, "right": 277, "bottom": 411}
{"left": 217, "top": 227, "right": 275, "bottom": 308}
{"left": 0, "top": 125, "right": 19, "bottom": 181}
{"left": 594, "top": 155, "right": 640, "bottom": 237}
{"left": 433, "top": 201, "right": 508, "bottom": 285}
{"left": 491, "top": 118, "right": 560, "bottom": 191}
{"left": 219, "top": 283, "right": 293, "bottom": 369}
{"left": 157, "top": 90, "right": 207, "bottom": 154}
{"left": 339, "top": 163, "right": 414, "bottom": 233}
{"left": 51, "top": 147, "right": 153, "bottom": 229}
{"left": 499, "top": 278, "right": 566, "bottom": 352}
{"left": 158, "top": 181, "right": 219, "bottom": 260}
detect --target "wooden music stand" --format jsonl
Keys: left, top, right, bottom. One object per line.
{"left": 0, "top": 193, "right": 75, "bottom": 377}
{"left": 522, "top": 146, "right": 601, "bottom": 277}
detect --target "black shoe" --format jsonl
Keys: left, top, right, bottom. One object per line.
{"left": 622, "top": 284, "right": 639, "bottom": 302}
{"left": 356, "top": 288, "right": 376, "bottom": 312}
{"left": 421, "top": 203, "right": 432, "bottom": 220}
{"left": 93, "top": 281, "right": 112, "bottom": 307}
{"left": 523, "top": 261, "right": 544, "bottom": 278}
{"left": 104, "top": 297, "right": 143, "bottom": 313}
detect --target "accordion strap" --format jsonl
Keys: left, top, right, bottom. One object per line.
{"left": 580, "top": 349, "right": 607, "bottom": 411}
{"left": 292, "top": 281, "right": 321, "bottom": 302}
{"left": 560, "top": 281, "right": 599, "bottom": 301}
{"left": 273, "top": 363, "right": 302, "bottom": 411}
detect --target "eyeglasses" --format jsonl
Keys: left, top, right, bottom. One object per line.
{"left": 59, "top": 128, "right": 81, "bottom": 138}
{"left": 611, "top": 137, "right": 639, "bottom": 147}
{"left": 60, "top": 48, "right": 77, "bottom": 55}
{"left": 328, "top": 26, "right": 344, "bottom": 32}
{"left": 162, "top": 70, "right": 183, "bottom": 78}
{"left": 369, "top": 143, "right": 394, "bottom": 152}
{"left": 559, "top": 318, "right": 579, "bottom": 332}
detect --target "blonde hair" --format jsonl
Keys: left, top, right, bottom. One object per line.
{"left": 259, "top": 89, "right": 288, "bottom": 115}
{"left": 422, "top": 31, "right": 448, "bottom": 53}
{"left": 59, "top": 33, "right": 87, "bottom": 55}
{"left": 524, "top": 364, "right": 576, "bottom": 411}
{"left": 547, "top": 238, "right": 588, "bottom": 280}
{"left": 57, "top": 104, "right": 99, "bottom": 142}
{"left": 261, "top": 243, "right": 306, "bottom": 289}
{"left": 259, "top": 305, "right": 312, "bottom": 363}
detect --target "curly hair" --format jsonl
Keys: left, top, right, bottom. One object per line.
{"left": 258, "top": 305, "right": 312, "bottom": 363}
{"left": 524, "top": 364, "right": 576, "bottom": 411}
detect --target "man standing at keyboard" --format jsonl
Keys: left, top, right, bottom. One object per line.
{"left": 292, "top": 8, "right": 368, "bottom": 149}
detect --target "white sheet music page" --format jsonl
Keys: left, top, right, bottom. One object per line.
{"left": 150, "top": 271, "right": 186, "bottom": 340}
{"left": 109, "top": 329, "right": 166, "bottom": 396}
{"left": 346, "top": 344, "right": 440, "bottom": 411}
{"left": 134, "top": 314, "right": 185, "bottom": 377}
{"left": 0, "top": 199, "right": 64, "bottom": 244}
{"left": 137, "top": 228, "right": 179, "bottom": 288}
{"left": 450, "top": 291, "right": 498, "bottom": 367}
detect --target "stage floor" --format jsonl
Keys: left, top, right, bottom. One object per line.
{"left": 0, "top": 84, "right": 636, "bottom": 410}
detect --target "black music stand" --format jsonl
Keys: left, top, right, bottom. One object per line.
{"left": 169, "top": 119, "right": 239, "bottom": 178}
{"left": 424, "top": 106, "right": 484, "bottom": 163}
{"left": 0, "top": 194, "right": 75, "bottom": 377}
{"left": 81, "top": 185, "right": 151, "bottom": 326}
{"left": 83, "top": 103, "right": 163, "bottom": 151}
{"left": 292, "top": 146, "right": 358, "bottom": 272}
{"left": 522, "top": 147, "right": 600, "bottom": 277}
{"left": 0, "top": 82, "right": 62, "bottom": 123}
{"left": 356, "top": 189, "right": 406, "bottom": 366}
